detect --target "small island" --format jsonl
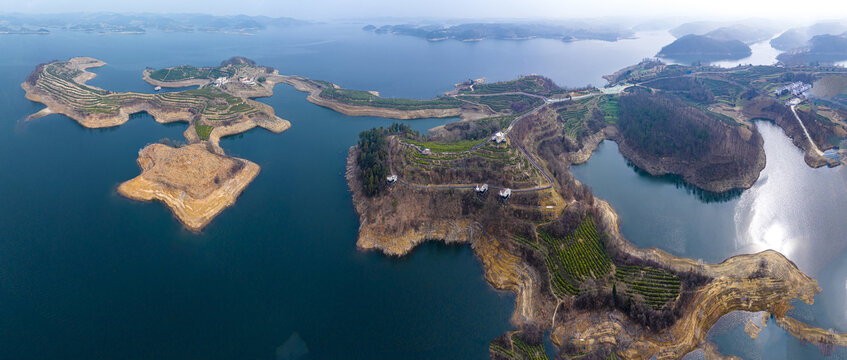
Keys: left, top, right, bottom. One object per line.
{"left": 117, "top": 143, "right": 259, "bottom": 230}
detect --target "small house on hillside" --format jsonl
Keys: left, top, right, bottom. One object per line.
{"left": 499, "top": 188, "right": 511, "bottom": 199}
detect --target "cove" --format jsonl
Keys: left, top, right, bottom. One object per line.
{"left": 571, "top": 121, "right": 847, "bottom": 358}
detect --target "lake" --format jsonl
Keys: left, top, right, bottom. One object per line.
{"left": 1, "top": 23, "right": 840, "bottom": 359}
{"left": 0, "top": 24, "right": 674, "bottom": 359}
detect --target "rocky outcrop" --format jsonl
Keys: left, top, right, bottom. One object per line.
{"left": 118, "top": 143, "right": 260, "bottom": 231}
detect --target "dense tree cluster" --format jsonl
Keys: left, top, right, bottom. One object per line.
{"left": 356, "top": 123, "right": 416, "bottom": 196}
{"left": 641, "top": 77, "right": 715, "bottom": 103}
{"left": 779, "top": 71, "right": 815, "bottom": 84}
{"left": 26, "top": 63, "right": 49, "bottom": 86}
{"left": 618, "top": 92, "right": 711, "bottom": 160}
{"left": 510, "top": 100, "right": 530, "bottom": 113}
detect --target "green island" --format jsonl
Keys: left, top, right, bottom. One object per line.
{"left": 22, "top": 56, "right": 291, "bottom": 231}
{"left": 341, "top": 60, "right": 847, "bottom": 359}
{"left": 21, "top": 54, "right": 847, "bottom": 359}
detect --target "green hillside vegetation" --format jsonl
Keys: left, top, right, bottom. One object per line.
{"left": 553, "top": 96, "right": 609, "bottom": 142}
{"left": 34, "top": 62, "right": 263, "bottom": 120}
{"left": 194, "top": 123, "right": 214, "bottom": 140}
{"left": 507, "top": 210, "right": 690, "bottom": 333}
{"left": 614, "top": 266, "right": 681, "bottom": 310}
{"left": 406, "top": 138, "right": 487, "bottom": 153}
{"left": 319, "top": 87, "right": 462, "bottom": 110}
{"left": 462, "top": 75, "right": 566, "bottom": 97}
{"left": 598, "top": 96, "right": 619, "bottom": 124}
{"left": 458, "top": 94, "right": 543, "bottom": 113}
{"left": 148, "top": 65, "right": 235, "bottom": 81}
{"left": 357, "top": 128, "right": 390, "bottom": 196}
{"left": 439, "top": 114, "right": 517, "bottom": 141}
{"left": 399, "top": 140, "right": 541, "bottom": 187}
{"left": 356, "top": 123, "right": 417, "bottom": 196}
{"left": 536, "top": 216, "right": 612, "bottom": 297}
{"left": 489, "top": 332, "right": 549, "bottom": 360}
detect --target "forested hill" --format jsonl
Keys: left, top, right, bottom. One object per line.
{"left": 657, "top": 34, "right": 752, "bottom": 62}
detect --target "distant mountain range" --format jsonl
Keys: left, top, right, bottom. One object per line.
{"left": 361, "top": 23, "right": 633, "bottom": 42}
{"left": 770, "top": 22, "right": 847, "bottom": 50}
{"left": 0, "top": 26, "right": 49, "bottom": 34}
{"left": 669, "top": 20, "right": 781, "bottom": 44}
{"left": 0, "top": 13, "right": 309, "bottom": 35}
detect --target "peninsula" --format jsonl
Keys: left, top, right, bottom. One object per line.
{"left": 334, "top": 61, "right": 847, "bottom": 358}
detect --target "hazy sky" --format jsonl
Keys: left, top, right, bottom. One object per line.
{"left": 4, "top": 0, "right": 846, "bottom": 22}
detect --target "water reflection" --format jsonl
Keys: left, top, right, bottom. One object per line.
{"left": 624, "top": 158, "right": 743, "bottom": 203}
{"left": 571, "top": 120, "right": 847, "bottom": 356}
{"left": 661, "top": 37, "right": 782, "bottom": 68}
{"left": 711, "top": 38, "right": 781, "bottom": 68}
{"left": 733, "top": 122, "right": 847, "bottom": 275}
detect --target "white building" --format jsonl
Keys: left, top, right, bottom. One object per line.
{"left": 386, "top": 174, "right": 398, "bottom": 183}
{"left": 475, "top": 184, "right": 488, "bottom": 193}
{"left": 492, "top": 132, "right": 506, "bottom": 144}
{"left": 774, "top": 82, "right": 812, "bottom": 97}
{"left": 499, "top": 188, "right": 511, "bottom": 199}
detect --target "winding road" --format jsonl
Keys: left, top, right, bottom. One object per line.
{"left": 790, "top": 103, "right": 824, "bottom": 156}
{"left": 389, "top": 90, "right": 595, "bottom": 193}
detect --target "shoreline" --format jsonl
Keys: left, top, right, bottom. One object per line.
{"left": 344, "top": 117, "right": 839, "bottom": 358}
{"left": 345, "top": 137, "right": 839, "bottom": 358}
{"left": 117, "top": 143, "right": 260, "bottom": 231}
{"left": 277, "top": 75, "right": 492, "bottom": 120}
{"left": 23, "top": 57, "right": 292, "bottom": 231}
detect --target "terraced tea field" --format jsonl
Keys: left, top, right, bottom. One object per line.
{"left": 537, "top": 216, "right": 612, "bottom": 297}
{"left": 33, "top": 61, "right": 265, "bottom": 123}
{"left": 614, "top": 265, "right": 681, "bottom": 310}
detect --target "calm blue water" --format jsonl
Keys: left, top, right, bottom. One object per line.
{"left": 5, "top": 24, "right": 830, "bottom": 359}
{"left": 0, "top": 25, "right": 676, "bottom": 359}
{"left": 571, "top": 122, "right": 847, "bottom": 358}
